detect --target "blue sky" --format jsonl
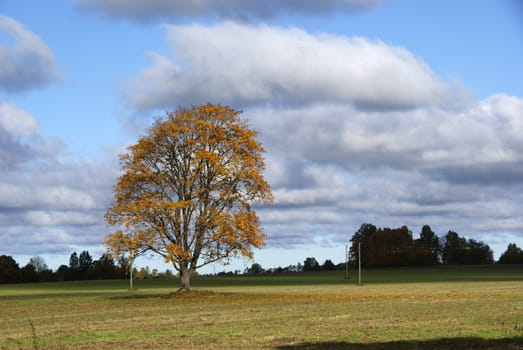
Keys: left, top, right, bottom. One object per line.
{"left": 0, "top": 0, "right": 522, "bottom": 273}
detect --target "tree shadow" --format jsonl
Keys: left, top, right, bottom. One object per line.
{"left": 275, "top": 336, "right": 523, "bottom": 350}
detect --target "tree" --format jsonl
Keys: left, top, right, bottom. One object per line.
{"left": 79, "top": 251, "right": 93, "bottom": 271}
{"left": 498, "top": 243, "right": 523, "bottom": 264}
{"left": 55, "top": 265, "right": 70, "bottom": 281}
{"left": 442, "top": 231, "right": 493, "bottom": 265}
{"left": 367, "top": 226, "right": 413, "bottom": 267}
{"left": 105, "top": 104, "right": 273, "bottom": 291}
{"left": 28, "top": 256, "right": 49, "bottom": 272}
{"left": 245, "top": 262, "right": 264, "bottom": 274}
{"left": 69, "top": 252, "right": 79, "bottom": 270}
{"left": 27, "top": 256, "right": 52, "bottom": 282}
{"left": 322, "top": 259, "right": 336, "bottom": 271}
{"left": 466, "top": 238, "right": 494, "bottom": 265}
{"left": 303, "top": 257, "right": 320, "bottom": 271}
{"left": 417, "top": 225, "right": 441, "bottom": 264}
{"left": 442, "top": 231, "right": 467, "bottom": 264}
{"left": 21, "top": 263, "right": 38, "bottom": 282}
{"left": 93, "top": 254, "right": 121, "bottom": 279}
{"left": 350, "top": 223, "right": 377, "bottom": 267}
{"left": 0, "top": 255, "right": 21, "bottom": 284}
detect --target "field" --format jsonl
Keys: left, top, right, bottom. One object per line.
{"left": 1, "top": 266, "right": 522, "bottom": 349}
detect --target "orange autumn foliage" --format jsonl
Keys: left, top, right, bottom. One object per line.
{"left": 105, "top": 104, "right": 273, "bottom": 289}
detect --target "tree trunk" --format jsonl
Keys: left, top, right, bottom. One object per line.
{"left": 179, "top": 267, "right": 191, "bottom": 292}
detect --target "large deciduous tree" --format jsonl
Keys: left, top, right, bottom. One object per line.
{"left": 105, "top": 104, "right": 273, "bottom": 291}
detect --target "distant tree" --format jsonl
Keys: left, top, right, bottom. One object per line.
{"left": 20, "top": 263, "right": 38, "bottom": 283}
{"left": 409, "top": 245, "right": 433, "bottom": 266}
{"left": 417, "top": 225, "right": 441, "bottom": 264}
{"left": 442, "top": 231, "right": 493, "bottom": 265}
{"left": 28, "top": 256, "right": 48, "bottom": 272}
{"left": 0, "top": 255, "right": 21, "bottom": 284}
{"left": 55, "top": 265, "right": 70, "bottom": 281}
{"left": 498, "top": 243, "right": 523, "bottom": 264}
{"left": 79, "top": 251, "right": 93, "bottom": 271}
{"left": 135, "top": 266, "right": 150, "bottom": 279}
{"left": 245, "top": 262, "right": 264, "bottom": 274}
{"left": 303, "top": 257, "right": 320, "bottom": 271}
{"left": 367, "top": 226, "right": 413, "bottom": 267}
{"left": 322, "top": 259, "right": 336, "bottom": 271}
{"left": 350, "top": 223, "right": 377, "bottom": 266}
{"left": 466, "top": 239, "right": 494, "bottom": 265}
{"left": 282, "top": 264, "right": 301, "bottom": 273}
{"left": 75, "top": 251, "right": 94, "bottom": 279}
{"left": 27, "top": 256, "right": 53, "bottom": 282}
{"left": 160, "top": 269, "right": 175, "bottom": 279}
{"left": 442, "top": 231, "right": 468, "bottom": 264}
{"left": 69, "top": 252, "right": 79, "bottom": 279}
{"left": 93, "top": 254, "right": 121, "bottom": 279}
{"left": 116, "top": 254, "right": 131, "bottom": 278}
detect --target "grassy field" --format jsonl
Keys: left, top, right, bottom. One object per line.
{"left": 1, "top": 266, "right": 522, "bottom": 349}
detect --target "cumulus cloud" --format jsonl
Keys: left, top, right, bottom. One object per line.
{"left": 0, "top": 101, "right": 38, "bottom": 136}
{"left": 0, "top": 101, "right": 39, "bottom": 167}
{"left": 0, "top": 15, "right": 61, "bottom": 92}
{"left": 262, "top": 95, "right": 523, "bottom": 244}
{"left": 0, "top": 155, "right": 118, "bottom": 256}
{"left": 251, "top": 94, "right": 523, "bottom": 180}
{"left": 250, "top": 94, "right": 523, "bottom": 250}
{"left": 77, "top": 0, "right": 382, "bottom": 21}
{"left": 120, "top": 21, "right": 523, "bottom": 253}
{"left": 125, "top": 22, "right": 450, "bottom": 111}
{"left": 0, "top": 103, "right": 118, "bottom": 257}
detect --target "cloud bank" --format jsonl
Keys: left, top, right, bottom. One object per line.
{"left": 122, "top": 22, "right": 523, "bottom": 252}
{"left": 0, "top": 102, "right": 118, "bottom": 256}
{"left": 0, "top": 16, "right": 111, "bottom": 258}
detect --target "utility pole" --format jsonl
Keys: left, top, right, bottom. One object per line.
{"left": 358, "top": 241, "right": 362, "bottom": 286}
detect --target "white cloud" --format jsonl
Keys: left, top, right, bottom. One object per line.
{"left": 249, "top": 94, "right": 523, "bottom": 249}
{"left": 24, "top": 211, "right": 99, "bottom": 226}
{"left": 121, "top": 20, "right": 523, "bottom": 253}
{"left": 125, "top": 22, "right": 451, "bottom": 111}
{"left": 77, "top": 0, "right": 382, "bottom": 21}
{"left": 0, "top": 101, "right": 38, "bottom": 136}
{"left": 250, "top": 94, "right": 523, "bottom": 178}
{"left": 0, "top": 103, "right": 118, "bottom": 257}
{"left": 0, "top": 15, "right": 61, "bottom": 92}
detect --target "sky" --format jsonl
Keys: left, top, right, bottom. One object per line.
{"left": 0, "top": 0, "right": 522, "bottom": 273}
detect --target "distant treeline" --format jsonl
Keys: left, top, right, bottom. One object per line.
{"left": 0, "top": 252, "right": 124, "bottom": 284}
{"left": 0, "top": 251, "right": 177, "bottom": 284}
{"left": 349, "top": 223, "right": 523, "bottom": 268}
{"left": 2, "top": 224, "right": 523, "bottom": 283}
{"left": 240, "top": 224, "right": 523, "bottom": 275}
